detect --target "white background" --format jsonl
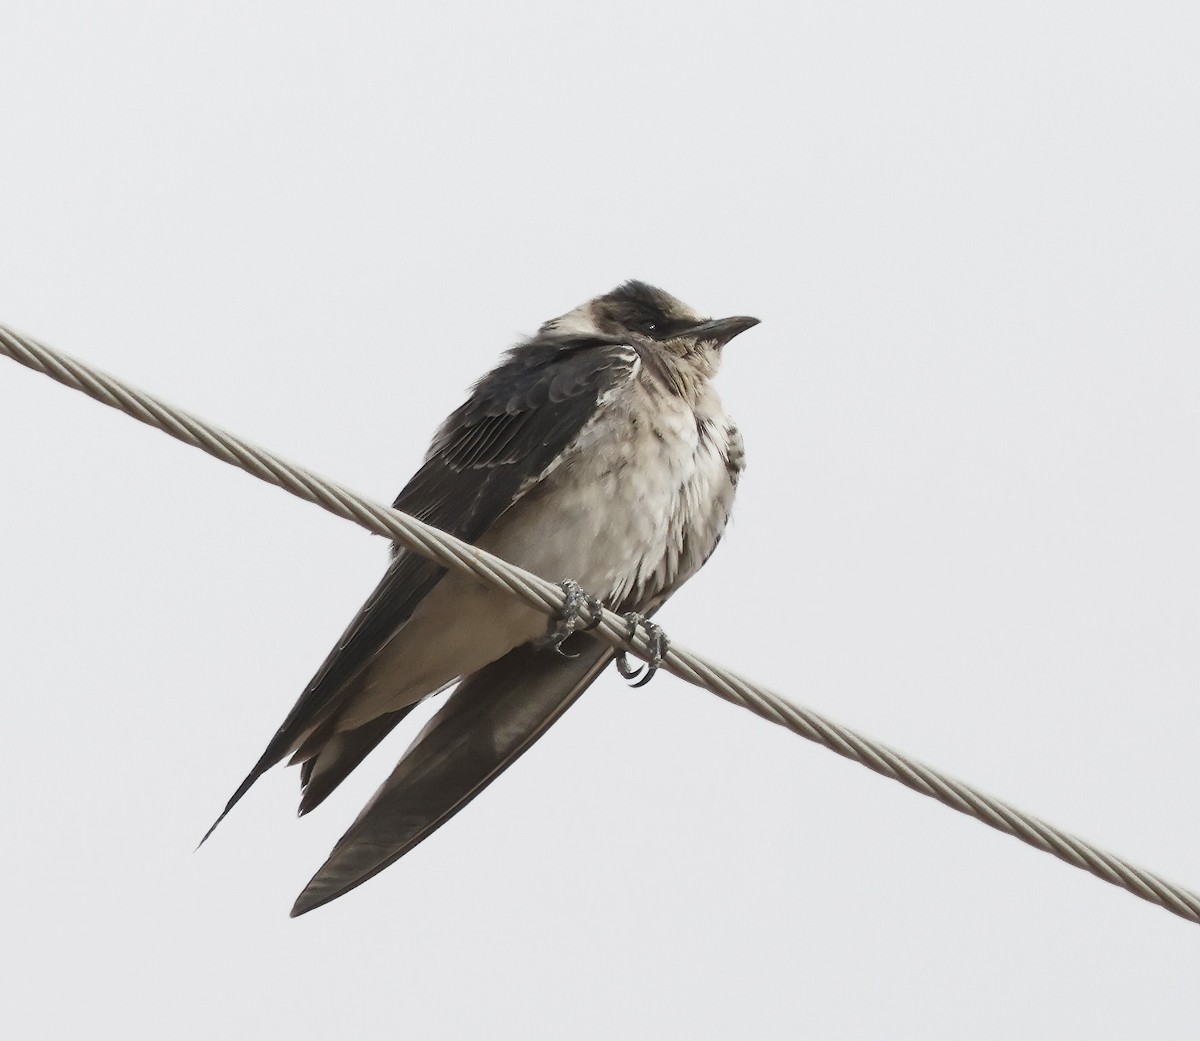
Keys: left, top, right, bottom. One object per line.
{"left": 2, "top": 3, "right": 1198, "bottom": 1037}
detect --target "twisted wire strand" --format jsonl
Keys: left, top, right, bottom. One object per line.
{"left": 2, "top": 320, "right": 1197, "bottom": 926}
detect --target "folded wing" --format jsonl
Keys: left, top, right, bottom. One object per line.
{"left": 202, "top": 336, "right": 638, "bottom": 841}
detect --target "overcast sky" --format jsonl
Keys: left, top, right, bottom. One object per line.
{"left": 2, "top": 3, "right": 1198, "bottom": 1038}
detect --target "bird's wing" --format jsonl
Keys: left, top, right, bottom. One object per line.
{"left": 290, "top": 633, "right": 615, "bottom": 916}
{"left": 202, "top": 337, "right": 639, "bottom": 841}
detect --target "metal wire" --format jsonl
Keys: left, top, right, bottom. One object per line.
{"left": 2, "top": 319, "right": 1197, "bottom": 926}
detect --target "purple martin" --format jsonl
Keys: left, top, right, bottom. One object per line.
{"left": 204, "top": 281, "right": 759, "bottom": 915}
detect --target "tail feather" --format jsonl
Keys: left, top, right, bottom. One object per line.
{"left": 290, "top": 635, "right": 614, "bottom": 916}
{"left": 296, "top": 706, "right": 420, "bottom": 816}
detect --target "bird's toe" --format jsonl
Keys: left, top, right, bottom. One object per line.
{"left": 615, "top": 613, "right": 670, "bottom": 687}
{"left": 540, "top": 579, "right": 606, "bottom": 657}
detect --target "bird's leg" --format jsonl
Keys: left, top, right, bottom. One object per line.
{"left": 615, "top": 613, "right": 670, "bottom": 688}
{"left": 540, "top": 579, "right": 606, "bottom": 658}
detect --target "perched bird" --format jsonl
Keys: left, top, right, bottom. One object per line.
{"left": 205, "top": 280, "right": 759, "bottom": 915}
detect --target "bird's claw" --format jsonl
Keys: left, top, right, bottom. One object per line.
{"left": 615, "top": 613, "right": 669, "bottom": 688}
{"left": 542, "top": 579, "right": 605, "bottom": 658}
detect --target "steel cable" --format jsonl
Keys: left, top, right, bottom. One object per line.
{"left": 2, "top": 320, "right": 1197, "bottom": 925}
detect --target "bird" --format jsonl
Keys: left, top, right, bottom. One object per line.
{"left": 203, "top": 280, "right": 759, "bottom": 915}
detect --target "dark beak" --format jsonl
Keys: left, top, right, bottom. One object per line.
{"left": 686, "top": 315, "right": 761, "bottom": 347}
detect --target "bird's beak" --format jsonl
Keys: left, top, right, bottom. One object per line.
{"left": 686, "top": 315, "right": 761, "bottom": 347}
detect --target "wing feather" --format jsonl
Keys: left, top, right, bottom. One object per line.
{"left": 202, "top": 336, "right": 637, "bottom": 840}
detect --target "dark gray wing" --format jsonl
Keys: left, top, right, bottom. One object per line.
{"left": 290, "top": 634, "right": 615, "bottom": 916}
{"left": 202, "top": 336, "right": 637, "bottom": 842}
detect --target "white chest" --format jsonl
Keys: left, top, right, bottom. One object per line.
{"left": 486, "top": 372, "right": 741, "bottom": 611}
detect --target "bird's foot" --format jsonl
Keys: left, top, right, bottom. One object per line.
{"left": 615, "top": 613, "right": 669, "bottom": 688}
{"left": 541, "top": 579, "right": 605, "bottom": 658}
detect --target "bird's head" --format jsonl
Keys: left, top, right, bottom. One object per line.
{"left": 541, "top": 281, "right": 759, "bottom": 366}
